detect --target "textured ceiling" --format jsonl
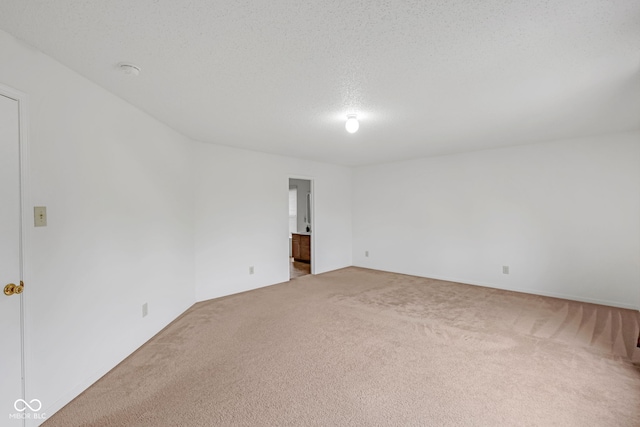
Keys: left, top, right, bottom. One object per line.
{"left": 0, "top": 0, "right": 638, "bottom": 166}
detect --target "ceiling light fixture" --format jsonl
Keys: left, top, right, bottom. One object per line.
{"left": 118, "top": 62, "right": 141, "bottom": 76}
{"left": 345, "top": 114, "right": 359, "bottom": 134}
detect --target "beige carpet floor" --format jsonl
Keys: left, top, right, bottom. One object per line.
{"left": 44, "top": 267, "right": 640, "bottom": 426}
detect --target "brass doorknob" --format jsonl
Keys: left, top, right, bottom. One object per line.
{"left": 3, "top": 282, "right": 23, "bottom": 296}
{"left": 4, "top": 283, "right": 16, "bottom": 296}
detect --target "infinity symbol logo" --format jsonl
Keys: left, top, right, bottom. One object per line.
{"left": 14, "top": 399, "right": 42, "bottom": 412}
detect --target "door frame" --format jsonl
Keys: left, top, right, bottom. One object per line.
{"left": 288, "top": 175, "right": 315, "bottom": 275}
{"left": 0, "top": 82, "right": 31, "bottom": 420}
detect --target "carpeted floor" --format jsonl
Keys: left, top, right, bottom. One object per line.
{"left": 44, "top": 267, "right": 640, "bottom": 426}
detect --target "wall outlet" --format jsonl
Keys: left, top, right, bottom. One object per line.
{"left": 34, "top": 206, "right": 47, "bottom": 227}
{"left": 142, "top": 303, "right": 148, "bottom": 317}
{"left": 365, "top": 251, "right": 369, "bottom": 257}
{"left": 249, "top": 266, "right": 254, "bottom": 275}
{"left": 502, "top": 266, "right": 509, "bottom": 275}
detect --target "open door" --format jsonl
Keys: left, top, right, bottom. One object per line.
{"left": 0, "top": 91, "right": 26, "bottom": 424}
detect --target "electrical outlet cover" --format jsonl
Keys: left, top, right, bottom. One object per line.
{"left": 34, "top": 206, "right": 47, "bottom": 227}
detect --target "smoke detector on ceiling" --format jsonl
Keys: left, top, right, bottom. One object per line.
{"left": 118, "top": 63, "right": 141, "bottom": 76}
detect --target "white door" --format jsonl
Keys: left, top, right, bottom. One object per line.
{"left": 0, "top": 93, "right": 24, "bottom": 423}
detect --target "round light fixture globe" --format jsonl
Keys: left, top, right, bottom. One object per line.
{"left": 345, "top": 115, "right": 359, "bottom": 133}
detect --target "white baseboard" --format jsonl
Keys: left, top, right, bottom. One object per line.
{"left": 353, "top": 265, "right": 640, "bottom": 311}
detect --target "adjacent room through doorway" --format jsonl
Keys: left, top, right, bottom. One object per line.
{"left": 289, "top": 178, "right": 312, "bottom": 279}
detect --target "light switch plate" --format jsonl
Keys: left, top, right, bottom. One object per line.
{"left": 34, "top": 206, "right": 47, "bottom": 227}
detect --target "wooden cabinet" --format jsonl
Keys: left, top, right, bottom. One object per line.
{"left": 291, "top": 233, "right": 311, "bottom": 263}
{"left": 292, "top": 234, "right": 300, "bottom": 259}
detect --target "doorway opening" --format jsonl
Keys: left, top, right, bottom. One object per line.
{"left": 289, "top": 178, "right": 312, "bottom": 279}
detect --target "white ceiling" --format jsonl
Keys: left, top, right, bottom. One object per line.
{"left": 0, "top": 1, "right": 638, "bottom": 166}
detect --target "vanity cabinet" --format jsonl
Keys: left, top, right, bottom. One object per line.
{"left": 292, "top": 233, "right": 311, "bottom": 263}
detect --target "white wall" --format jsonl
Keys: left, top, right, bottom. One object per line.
{"left": 0, "top": 30, "right": 196, "bottom": 424}
{"left": 290, "top": 178, "right": 311, "bottom": 233}
{"left": 353, "top": 132, "right": 640, "bottom": 310}
{"left": 194, "top": 143, "right": 352, "bottom": 301}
